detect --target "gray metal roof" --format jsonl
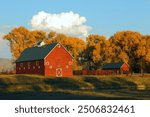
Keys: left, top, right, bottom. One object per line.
{"left": 15, "top": 43, "right": 58, "bottom": 62}
{"left": 102, "top": 62, "right": 125, "bottom": 69}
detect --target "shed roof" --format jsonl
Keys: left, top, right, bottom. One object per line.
{"left": 16, "top": 43, "right": 58, "bottom": 62}
{"left": 102, "top": 62, "right": 125, "bottom": 69}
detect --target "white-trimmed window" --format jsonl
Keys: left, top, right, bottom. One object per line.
{"left": 58, "top": 44, "right": 61, "bottom": 48}
{"left": 68, "top": 61, "right": 72, "bottom": 65}
{"left": 27, "top": 62, "right": 31, "bottom": 67}
{"left": 49, "top": 65, "right": 52, "bottom": 69}
{"left": 36, "top": 61, "right": 39, "bottom": 66}
{"left": 38, "top": 66, "right": 40, "bottom": 69}
{"left": 46, "top": 61, "right": 49, "bottom": 65}
{"left": 66, "top": 65, "right": 69, "bottom": 69}
{"left": 33, "top": 66, "right": 35, "bottom": 69}
{"left": 20, "top": 63, "right": 23, "bottom": 67}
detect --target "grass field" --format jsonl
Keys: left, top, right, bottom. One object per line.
{"left": 0, "top": 74, "right": 150, "bottom": 100}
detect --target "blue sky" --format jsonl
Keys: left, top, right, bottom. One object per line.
{"left": 0, "top": 0, "right": 150, "bottom": 58}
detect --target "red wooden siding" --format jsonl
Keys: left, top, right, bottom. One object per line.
{"left": 16, "top": 60, "right": 44, "bottom": 75}
{"left": 44, "top": 44, "right": 73, "bottom": 77}
{"left": 16, "top": 43, "right": 73, "bottom": 77}
{"left": 74, "top": 69, "right": 129, "bottom": 75}
{"left": 74, "top": 63, "right": 130, "bottom": 75}
{"left": 120, "top": 63, "right": 130, "bottom": 73}
{"left": 121, "top": 63, "right": 129, "bottom": 72}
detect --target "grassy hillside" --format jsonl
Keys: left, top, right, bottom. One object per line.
{"left": 0, "top": 74, "right": 150, "bottom": 99}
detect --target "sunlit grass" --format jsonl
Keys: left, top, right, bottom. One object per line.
{"left": 0, "top": 74, "right": 150, "bottom": 99}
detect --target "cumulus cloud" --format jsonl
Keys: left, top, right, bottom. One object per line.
{"left": 29, "top": 11, "right": 91, "bottom": 38}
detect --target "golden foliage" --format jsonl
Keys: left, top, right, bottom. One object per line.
{"left": 86, "top": 34, "right": 109, "bottom": 63}
{"left": 3, "top": 26, "right": 150, "bottom": 72}
{"left": 109, "top": 31, "right": 143, "bottom": 63}
{"left": 4, "top": 26, "right": 46, "bottom": 59}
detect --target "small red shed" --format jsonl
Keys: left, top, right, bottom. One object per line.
{"left": 15, "top": 43, "right": 73, "bottom": 77}
{"left": 102, "top": 62, "right": 130, "bottom": 74}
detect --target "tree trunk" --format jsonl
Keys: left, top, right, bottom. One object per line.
{"left": 129, "top": 65, "right": 133, "bottom": 77}
{"left": 140, "top": 57, "right": 144, "bottom": 77}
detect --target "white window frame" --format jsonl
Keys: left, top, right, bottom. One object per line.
{"left": 66, "top": 65, "right": 69, "bottom": 69}
{"left": 49, "top": 65, "right": 52, "bottom": 69}
{"left": 46, "top": 61, "right": 49, "bottom": 65}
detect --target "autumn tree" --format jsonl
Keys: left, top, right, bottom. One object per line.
{"left": 142, "top": 35, "right": 150, "bottom": 73}
{"left": 4, "top": 27, "right": 85, "bottom": 70}
{"left": 82, "top": 34, "right": 110, "bottom": 70}
{"left": 4, "top": 26, "right": 150, "bottom": 73}
{"left": 4, "top": 26, "right": 46, "bottom": 59}
{"left": 109, "top": 31, "right": 149, "bottom": 74}
{"left": 31, "top": 30, "right": 46, "bottom": 42}
{"left": 48, "top": 31, "right": 57, "bottom": 38}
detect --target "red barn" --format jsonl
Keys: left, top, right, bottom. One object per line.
{"left": 102, "top": 62, "right": 130, "bottom": 74}
{"left": 15, "top": 43, "right": 73, "bottom": 77}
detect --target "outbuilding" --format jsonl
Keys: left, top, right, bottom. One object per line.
{"left": 15, "top": 43, "right": 73, "bottom": 77}
{"left": 102, "top": 62, "right": 130, "bottom": 74}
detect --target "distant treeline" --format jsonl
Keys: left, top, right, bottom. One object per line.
{"left": 4, "top": 26, "right": 150, "bottom": 73}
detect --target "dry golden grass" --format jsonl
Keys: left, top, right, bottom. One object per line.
{"left": 0, "top": 74, "right": 150, "bottom": 99}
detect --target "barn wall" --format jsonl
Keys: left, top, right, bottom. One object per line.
{"left": 16, "top": 60, "right": 44, "bottom": 75}
{"left": 121, "top": 63, "right": 130, "bottom": 73}
{"left": 44, "top": 44, "right": 73, "bottom": 77}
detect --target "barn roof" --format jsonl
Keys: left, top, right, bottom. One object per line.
{"left": 102, "top": 62, "right": 125, "bottom": 69}
{"left": 16, "top": 43, "right": 58, "bottom": 62}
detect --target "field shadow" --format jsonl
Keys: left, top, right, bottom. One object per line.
{"left": 0, "top": 76, "right": 85, "bottom": 92}
{"left": 0, "top": 91, "right": 139, "bottom": 100}
{"left": 0, "top": 75, "right": 43, "bottom": 85}
{"left": 1, "top": 75, "right": 150, "bottom": 100}
{"left": 83, "top": 76, "right": 137, "bottom": 90}
{"left": 44, "top": 77, "right": 81, "bottom": 90}
{"left": 0, "top": 75, "right": 50, "bottom": 92}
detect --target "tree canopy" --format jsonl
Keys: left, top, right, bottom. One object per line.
{"left": 3, "top": 26, "right": 150, "bottom": 73}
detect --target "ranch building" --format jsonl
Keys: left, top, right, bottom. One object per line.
{"left": 102, "top": 62, "right": 130, "bottom": 74}
{"left": 15, "top": 43, "right": 73, "bottom": 77}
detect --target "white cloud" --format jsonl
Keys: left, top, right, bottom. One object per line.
{"left": 29, "top": 11, "right": 91, "bottom": 38}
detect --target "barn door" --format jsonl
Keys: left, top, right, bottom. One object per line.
{"left": 56, "top": 68, "right": 62, "bottom": 77}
